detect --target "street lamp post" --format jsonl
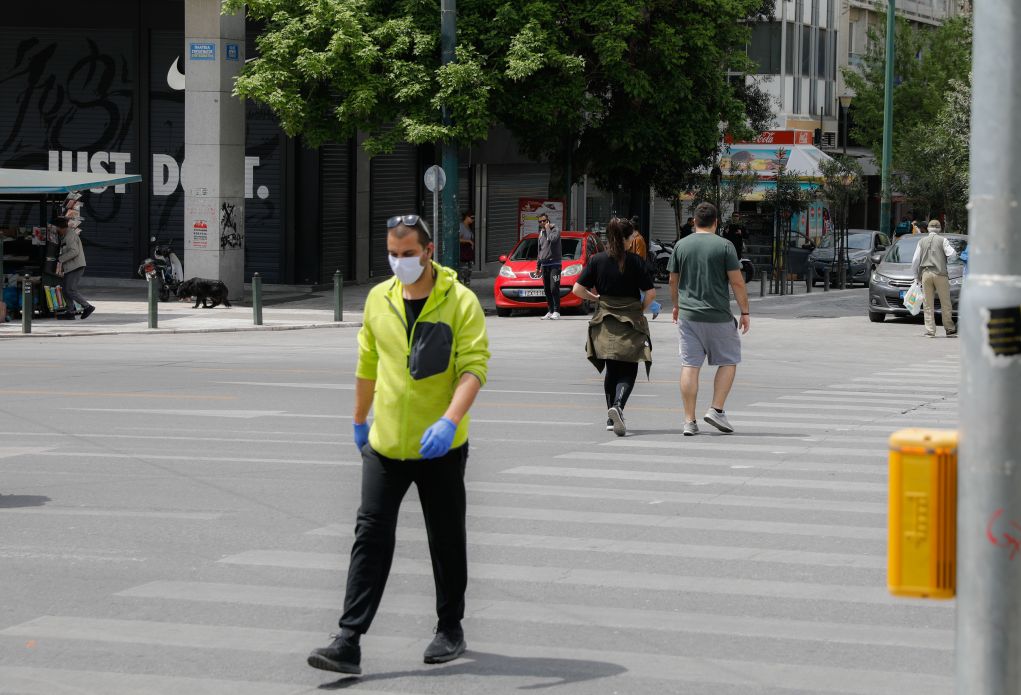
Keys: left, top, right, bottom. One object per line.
{"left": 839, "top": 94, "right": 853, "bottom": 156}
{"left": 879, "top": 0, "right": 896, "bottom": 237}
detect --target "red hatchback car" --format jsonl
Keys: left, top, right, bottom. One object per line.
{"left": 493, "top": 231, "right": 604, "bottom": 316}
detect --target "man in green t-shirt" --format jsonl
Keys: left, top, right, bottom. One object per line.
{"left": 667, "top": 202, "right": 751, "bottom": 436}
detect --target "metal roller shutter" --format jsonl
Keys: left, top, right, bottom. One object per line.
{"left": 485, "top": 164, "right": 549, "bottom": 262}
{"left": 319, "top": 140, "right": 353, "bottom": 280}
{"left": 0, "top": 28, "right": 138, "bottom": 277}
{"left": 650, "top": 194, "right": 679, "bottom": 242}
{"left": 369, "top": 142, "right": 419, "bottom": 277}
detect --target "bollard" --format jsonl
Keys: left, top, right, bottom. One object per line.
{"left": 21, "top": 275, "right": 31, "bottom": 334}
{"left": 806, "top": 273, "right": 812, "bottom": 293}
{"left": 823, "top": 268, "right": 830, "bottom": 292}
{"left": 334, "top": 270, "right": 344, "bottom": 322}
{"left": 759, "top": 270, "right": 766, "bottom": 298}
{"left": 147, "top": 278, "right": 158, "bottom": 329}
{"left": 252, "top": 272, "right": 263, "bottom": 326}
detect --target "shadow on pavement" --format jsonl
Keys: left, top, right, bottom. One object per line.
{"left": 0, "top": 494, "right": 51, "bottom": 508}
{"left": 319, "top": 650, "right": 627, "bottom": 690}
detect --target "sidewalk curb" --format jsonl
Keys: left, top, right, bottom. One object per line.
{"left": 0, "top": 321, "right": 363, "bottom": 339}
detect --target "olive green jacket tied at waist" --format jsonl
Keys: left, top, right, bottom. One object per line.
{"left": 585, "top": 296, "right": 652, "bottom": 376}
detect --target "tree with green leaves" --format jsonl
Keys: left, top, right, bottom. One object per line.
{"left": 223, "top": 0, "right": 776, "bottom": 212}
{"left": 816, "top": 155, "right": 865, "bottom": 288}
{"left": 843, "top": 12, "right": 971, "bottom": 226}
{"left": 762, "top": 149, "right": 811, "bottom": 294}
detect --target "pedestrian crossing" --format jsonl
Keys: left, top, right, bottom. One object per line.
{"left": 0, "top": 356, "right": 960, "bottom": 694}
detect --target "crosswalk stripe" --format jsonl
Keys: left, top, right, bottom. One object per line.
{"left": 18, "top": 451, "right": 358, "bottom": 467}
{"left": 215, "top": 554, "right": 937, "bottom": 605}
{"left": 726, "top": 410, "right": 877, "bottom": 421}
{"left": 599, "top": 439, "right": 884, "bottom": 457}
{"left": 555, "top": 451, "right": 887, "bottom": 475}
{"left": 503, "top": 464, "right": 887, "bottom": 494}
{"left": 828, "top": 383, "right": 956, "bottom": 393}
{"left": 0, "top": 666, "right": 325, "bottom": 695}
{"left": 311, "top": 500, "right": 883, "bottom": 540}
{"left": 119, "top": 581, "right": 946, "bottom": 647}
{"left": 779, "top": 394, "right": 939, "bottom": 406}
{"left": 801, "top": 389, "right": 956, "bottom": 400}
{"left": 0, "top": 618, "right": 952, "bottom": 694}
{"left": 749, "top": 402, "right": 905, "bottom": 412}
{"left": 0, "top": 508, "right": 222, "bottom": 520}
{"left": 465, "top": 481, "right": 887, "bottom": 514}
{"left": 397, "top": 527, "right": 885, "bottom": 567}
{"left": 728, "top": 421, "right": 952, "bottom": 432}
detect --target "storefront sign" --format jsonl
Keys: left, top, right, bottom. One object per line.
{"left": 518, "top": 198, "right": 565, "bottom": 239}
{"left": 189, "top": 42, "right": 215, "bottom": 61}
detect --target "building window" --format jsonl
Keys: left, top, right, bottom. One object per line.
{"left": 785, "top": 22, "right": 795, "bottom": 74}
{"left": 817, "top": 29, "right": 828, "bottom": 77}
{"left": 801, "top": 25, "right": 812, "bottom": 76}
{"left": 749, "top": 22, "right": 782, "bottom": 75}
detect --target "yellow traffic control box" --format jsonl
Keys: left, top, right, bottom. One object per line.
{"left": 888, "top": 428, "right": 957, "bottom": 599}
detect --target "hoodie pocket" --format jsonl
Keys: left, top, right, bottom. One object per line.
{"left": 409, "top": 321, "right": 453, "bottom": 380}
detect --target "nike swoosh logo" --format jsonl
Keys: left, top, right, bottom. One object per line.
{"left": 167, "top": 56, "right": 185, "bottom": 91}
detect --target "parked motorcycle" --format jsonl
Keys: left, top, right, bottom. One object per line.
{"left": 137, "top": 236, "right": 184, "bottom": 302}
{"left": 650, "top": 238, "right": 674, "bottom": 283}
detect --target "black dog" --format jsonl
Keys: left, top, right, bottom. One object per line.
{"left": 177, "top": 277, "right": 232, "bottom": 308}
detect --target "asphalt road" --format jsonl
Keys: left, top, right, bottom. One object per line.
{"left": 0, "top": 288, "right": 961, "bottom": 694}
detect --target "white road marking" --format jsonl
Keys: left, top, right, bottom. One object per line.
{"left": 0, "top": 619, "right": 952, "bottom": 694}
{"left": 0, "top": 508, "right": 222, "bottom": 520}
{"left": 119, "top": 581, "right": 949, "bottom": 647}
{"left": 503, "top": 464, "right": 886, "bottom": 494}
{"left": 0, "top": 667, "right": 323, "bottom": 695}
{"left": 555, "top": 451, "right": 886, "bottom": 475}
{"left": 599, "top": 438, "right": 884, "bottom": 457}
{"left": 465, "top": 481, "right": 886, "bottom": 514}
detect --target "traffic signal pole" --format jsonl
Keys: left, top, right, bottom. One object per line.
{"left": 440, "top": 0, "right": 459, "bottom": 269}
{"left": 957, "top": 1, "right": 1021, "bottom": 692}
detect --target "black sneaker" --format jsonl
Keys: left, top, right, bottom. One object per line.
{"left": 80, "top": 306, "right": 95, "bottom": 320}
{"left": 423, "top": 624, "right": 466, "bottom": 664}
{"left": 307, "top": 634, "right": 361, "bottom": 675}
{"left": 606, "top": 418, "right": 613, "bottom": 431}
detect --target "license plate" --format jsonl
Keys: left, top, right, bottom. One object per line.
{"left": 520, "top": 289, "right": 545, "bottom": 298}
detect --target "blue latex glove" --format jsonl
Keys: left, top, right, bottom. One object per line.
{"left": 419, "top": 417, "right": 457, "bottom": 459}
{"left": 353, "top": 421, "right": 370, "bottom": 451}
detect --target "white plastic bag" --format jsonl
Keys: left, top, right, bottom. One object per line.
{"left": 904, "top": 280, "right": 923, "bottom": 316}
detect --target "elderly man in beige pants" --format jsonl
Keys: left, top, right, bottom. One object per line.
{"left": 910, "top": 220, "right": 957, "bottom": 337}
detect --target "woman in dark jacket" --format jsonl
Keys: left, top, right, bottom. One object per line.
{"left": 571, "top": 217, "right": 655, "bottom": 437}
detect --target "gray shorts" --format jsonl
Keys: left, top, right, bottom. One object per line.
{"left": 678, "top": 318, "right": 741, "bottom": 367}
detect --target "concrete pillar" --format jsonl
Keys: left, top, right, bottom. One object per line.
{"left": 183, "top": 0, "right": 245, "bottom": 300}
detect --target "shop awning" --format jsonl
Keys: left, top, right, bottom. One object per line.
{"left": 0, "top": 168, "right": 142, "bottom": 195}
{"left": 720, "top": 143, "right": 835, "bottom": 181}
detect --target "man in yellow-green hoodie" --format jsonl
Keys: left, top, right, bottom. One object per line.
{"left": 308, "top": 214, "right": 489, "bottom": 677}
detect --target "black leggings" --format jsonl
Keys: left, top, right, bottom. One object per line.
{"left": 542, "top": 265, "right": 561, "bottom": 314}
{"left": 603, "top": 359, "right": 639, "bottom": 409}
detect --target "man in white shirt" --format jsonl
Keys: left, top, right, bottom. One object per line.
{"left": 910, "top": 219, "right": 957, "bottom": 337}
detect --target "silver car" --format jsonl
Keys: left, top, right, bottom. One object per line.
{"left": 867, "top": 233, "right": 968, "bottom": 323}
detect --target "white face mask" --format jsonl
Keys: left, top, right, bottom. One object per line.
{"left": 389, "top": 254, "right": 426, "bottom": 285}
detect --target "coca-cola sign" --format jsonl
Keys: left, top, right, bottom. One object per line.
{"left": 749, "top": 130, "right": 813, "bottom": 145}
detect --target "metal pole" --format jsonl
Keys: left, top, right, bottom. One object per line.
{"left": 957, "top": 1, "right": 1021, "bottom": 692}
{"left": 20, "top": 275, "right": 31, "bottom": 334}
{"left": 439, "top": 0, "right": 459, "bottom": 269}
{"left": 759, "top": 270, "right": 766, "bottom": 298}
{"left": 252, "top": 272, "right": 263, "bottom": 326}
{"left": 823, "top": 268, "right": 830, "bottom": 291}
{"left": 147, "top": 278, "right": 158, "bottom": 329}
{"left": 334, "top": 270, "right": 344, "bottom": 322}
{"left": 879, "top": 0, "right": 895, "bottom": 237}
{"left": 433, "top": 185, "right": 440, "bottom": 262}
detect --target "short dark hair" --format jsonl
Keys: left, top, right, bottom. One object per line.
{"left": 693, "top": 202, "right": 718, "bottom": 229}
{"left": 537, "top": 212, "right": 549, "bottom": 220}
{"left": 389, "top": 221, "right": 431, "bottom": 247}
{"left": 462, "top": 210, "right": 474, "bottom": 221}
{"left": 50, "top": 216, "right": 69, "bottom": 228}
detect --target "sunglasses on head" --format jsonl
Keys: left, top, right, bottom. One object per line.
{"left": 386, "top": 214, "right": 431, "bottom": 239}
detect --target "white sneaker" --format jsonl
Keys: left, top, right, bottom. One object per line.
{"left": 608, "top": 406, "right": 626, "bottom": 437}
{"left": 703, "top": 408, "right": 734, "bottom": 434}
{"left": 550, "top": 312, "right": 561, "bottom": 320}
{"left": 683, "top": 421, "right": 699, "bottom": 436}
{"left": 541, "top": 312, "right": 551, "bottom": 320}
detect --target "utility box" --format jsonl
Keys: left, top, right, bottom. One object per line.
{"left": 888, "top": 428, "right": 957, "bottom": 599}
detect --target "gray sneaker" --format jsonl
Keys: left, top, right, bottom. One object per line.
{"left": 703, "top": 409, "right": 734, "bottom": 434}
{"left": 683, "top": 421, "right": 699, "bottom": 436}
{"left": 608, "top": 406, "right": 626, "bottom": 437}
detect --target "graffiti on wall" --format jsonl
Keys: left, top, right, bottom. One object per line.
{"left": 219, "top": 202, "right": 243, "bottom": 249}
